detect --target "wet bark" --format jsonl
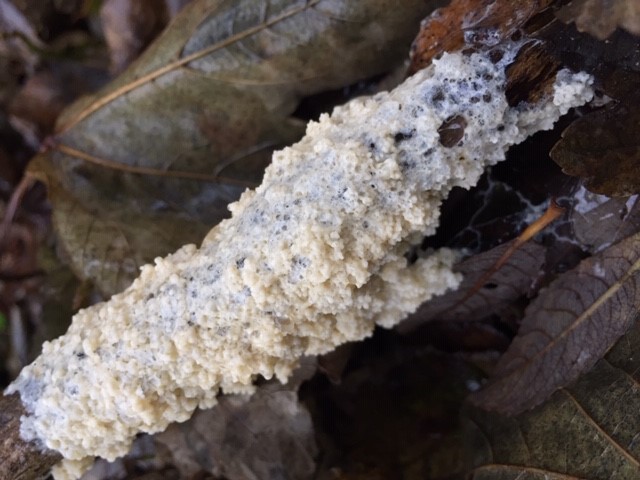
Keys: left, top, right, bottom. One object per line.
{"left": 0, "top": 393, "right": 61, "bottom": 480}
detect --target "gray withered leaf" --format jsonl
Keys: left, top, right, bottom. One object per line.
{"left": 571, "top": 189, "right": 640, "bottom": 254}
{"left": 156, "top": 359, "right": 318, "bottom": 480}
{"left": 36, "top": 0, "right": 436, "bottom": 295}
{"left": 470, "top": 230, "right": 640, "bottom": 415}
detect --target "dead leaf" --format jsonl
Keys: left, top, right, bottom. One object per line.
{"left": 470, "top": 231, "right": 640, "bottom": 415}
{"left": 556, "top": 0, "right": 640, "bottom": 40}
{"left": 551, "top": 103, "right": 640, "bottom": 197}
{"left": 100, "top": 0, "right": 169, "bottom": 74}
{"left": 37, "top": 0, "right": 437, "bottom": 295}
{"left": 570, "top": 187, "right": 640, "bottom": 253}
{"left": 157, "top": 383, "right": 318, "bottom": 480}
{"left": 0, "top": 0, "right": 42, "bottom": 69}
{"left": 0, "top": 0, "right": 43, "bottom": 108}
{"left": 409, "top": 0, "right": 469, "bottom": 72}
{"left": 398, "top": 241, "right": 546, "bottom": 332}
{"left": 463, "top": 317, "right": 640, "bottom": 478}
{"left": 29, "top": 155, "right": 207, "bottom": 295}
{"left": 310, "top": 335, "right": 481, "bottom": 479}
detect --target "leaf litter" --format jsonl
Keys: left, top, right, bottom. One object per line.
{"left": 470, "top": 229, "right": 640, "bottom": 415}
{"left": 462, "top": 318, "right": 640, "bottom": 479}
{"left": 156, "top": 359, "right": 318, "bottom": 480}
{"left": 2, "top": 0, "right": 640, "bottom": 479}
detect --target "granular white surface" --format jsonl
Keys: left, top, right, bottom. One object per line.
{"left": 6, "top": 46, "right": 593, "bottom": 479}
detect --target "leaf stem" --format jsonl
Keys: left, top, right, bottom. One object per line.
{"left": 53, "top": 143, "right": 258, "bottom": 188}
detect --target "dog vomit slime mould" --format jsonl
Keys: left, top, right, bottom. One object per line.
{"left": 6, "top": 45, "right": 593, "bottom": 479}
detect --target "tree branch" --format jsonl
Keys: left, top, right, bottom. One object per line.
{"left": 0, "top": 393, "right": 61, "bottom": 480}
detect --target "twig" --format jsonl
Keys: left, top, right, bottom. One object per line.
{"left": 451, "top": 198, "right": 565, "bottom": 310}
{"left": 0, "top": 175, "right": 35, "bottom": 249}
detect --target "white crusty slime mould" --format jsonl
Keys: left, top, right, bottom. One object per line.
{"left": 6, "top": 44, "right": 594, "bottom": 479}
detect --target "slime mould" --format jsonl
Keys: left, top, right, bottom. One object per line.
{"left": 7, "top": 44, "right": 593, "bottom": 479}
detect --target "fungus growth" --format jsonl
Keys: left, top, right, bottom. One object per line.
{"left": 6, "top": 44, "right": 593, "bottom": 479}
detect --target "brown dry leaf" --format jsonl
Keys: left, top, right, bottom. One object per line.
{"left": 556, "top": 0, "right": 640, "bottom": 40}
{"left": 0, "top": 218, "right": 42, "bottom": 309}
{"left": 462, "top": 318, "right": 640, "bottom": 479}
{"left": 100, "top": 0, "right": 169, "bottom": 74}
{"left": 470, "top": 230, "right": 640, "bottom": 415}
{"left": 408, "top": 0, "right": 468, "bottom": 72}
{"left": 37, "top": 0, "right": 436, "bottom": 296}
{"left": 398, "top": 241, "right": 545, "bottom": 332}
{"left": 409, "top": 0, "right": 553, "bottom": 73}
{"left": 551, "top": 103, "right": 640, "bottom": 197}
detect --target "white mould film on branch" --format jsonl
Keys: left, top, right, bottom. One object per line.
{"left": 6, "top": 44, "right": 593, "bottom": 479}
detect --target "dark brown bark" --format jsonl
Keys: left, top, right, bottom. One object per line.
{"left": 0, "top": 393, "right": 61, "bottom": 480}
{"left": 409, "top": 0, "right": 555, "bottom": 74}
